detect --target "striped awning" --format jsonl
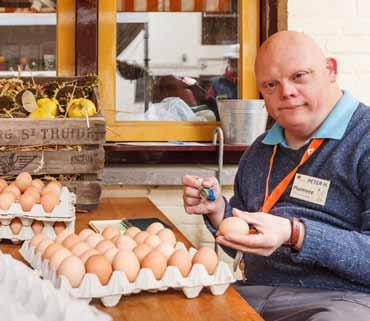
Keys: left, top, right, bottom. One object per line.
{"left": 117, "top": 0, "right": 232, "bottom": 12}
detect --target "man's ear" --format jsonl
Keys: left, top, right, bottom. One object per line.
{"left": 326, "top": 57, "right": 338, "bottom": 82}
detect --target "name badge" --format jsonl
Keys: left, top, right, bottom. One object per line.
{"left": 290, "top": 173, "right": 330, "bottom": 206}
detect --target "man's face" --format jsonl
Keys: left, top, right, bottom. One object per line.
{"left": 255, "top": 46, "right": 335, "bottom": 136}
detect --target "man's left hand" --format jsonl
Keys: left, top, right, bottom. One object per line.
{"left": 216, "top": 208, "right": 292, "bottom": 256}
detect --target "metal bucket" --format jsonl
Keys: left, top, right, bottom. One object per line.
{"left": 217, "top": 99, "right": 268, "bottom": 145}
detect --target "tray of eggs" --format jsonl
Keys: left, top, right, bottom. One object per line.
{"left": 0, "top": 250, "right": 111, "bottom": 321}
{"left": 0, "top": 172, "right": 76, "bottom": 243}
{"left": 20, "top": 222, "right": 235, "bottom": 307}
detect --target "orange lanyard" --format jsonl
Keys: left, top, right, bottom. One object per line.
{"left": 260, "top": 138, "right": 324, "bottom": 213}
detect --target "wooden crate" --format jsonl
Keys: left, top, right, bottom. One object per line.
{"left": 0, "top": 76, "right": 105, "bottom": 211}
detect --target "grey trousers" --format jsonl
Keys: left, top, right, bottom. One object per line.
{"left": 234, "top": 283, "right": 370, "bottom": 321}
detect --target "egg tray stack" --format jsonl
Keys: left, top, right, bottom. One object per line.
{"left": 20, "top": 241, "right": 236, "bottom": 307}
{"left": 0, "top": 250, "right": 111, "bottom": 321}
{"left": 0, "top": 187, "right": 76, "bottom": 243}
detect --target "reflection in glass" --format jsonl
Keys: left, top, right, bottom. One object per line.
{"left": 116, "top": 10, "right": 239, "bottom": 122}
{"left": 0, "top": 0, "right": 56, "bottom": 76}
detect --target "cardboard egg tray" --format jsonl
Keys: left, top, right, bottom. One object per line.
{"left": 20, "top": 241, "right": 236, "bottom": 307}
{"left": 0, "top": 250, "right": 111, "bottom": 321}
{"left": 0, "top": 187, "right": 76, "bottom": 242}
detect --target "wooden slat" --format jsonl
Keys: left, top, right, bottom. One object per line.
{"left": 0, "top": 146, "right": 105, "bottom": 176}
{"left": 0, "top": 117, "right": 105, "bottom": 146}
{"left": 76, "top": 0, "right": 98, "bottom": 75}
{"left": 63, "top": 180, "right": 102, "bottom": 212}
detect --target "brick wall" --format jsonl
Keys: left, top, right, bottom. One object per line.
{"left": 287, "top": 0, "right": 370, "bottom": 104}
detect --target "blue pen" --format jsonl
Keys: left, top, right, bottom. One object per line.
{"left": 200, "top": 187, "right": 216, "bottom": 201}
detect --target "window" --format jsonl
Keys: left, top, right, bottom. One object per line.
{"left": 99, "top": 0, "right": 259, "bottom": 141}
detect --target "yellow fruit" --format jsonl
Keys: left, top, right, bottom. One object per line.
{"left": 29, "top": 108, "right": 55, "bottom": 119}
{"left": 37, "top": 98, "right": 58, "bottom": 116}
{"left": 67, "top": 98, "right": 97, "bottom": 118}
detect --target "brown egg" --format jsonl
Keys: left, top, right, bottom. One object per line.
{"left": 0, "top": 192, "right": 16, "bottom": 210}
{"left": 115, "top": 235, "right": 137, "bottom": 251}
{"left": 10, "top": 217, "right": 22, "bottom": 234}
{"left": 41, "top": 192, "right": 59, "bottom": 213}
{"left": 50, "top": 248, "right": 72, "bottom": 271}
{"left": 62, "top": 234, "right": 81, "bottom": 249}
{"left": 155, "top": 242, "right": 174, "bottom": 259}
{"left": 36, "top": 238, "right": 53, "bottom": 256}
{"left": 79, "top": 248, "right": 100, "bottom": 264}
{"left": 43, "top": 242, "right": 63, "bottom": 261}
{"left": 192, "top": 247, "right": 218, "bottom": 275}
{"left": 95, "top": 239, "right": 115, "bottom": 254}
{"left": 57, "top": 256, "right": 86, "bottom": 288}
{"left": 104, "top": 247, "right": 119, "bottom": 263}
{"left": 112, "top": 250, "right": 140, "bottom": 282}
{"left": 141, "top": 250, "right": 167, "bottom": 280}
{"left": 86, "top": 233, "right": 104, "bottom": 248}
{"left": 55, "top": 228, "right": 73, "bottom": 243}
{"left": 53, "top": 222, "right": 66, "bottom": 235}
{"left": 3, "top": 184, "right": 21, "bottom": 199}
{"left": 111, "top": 234, "right": 120, "bottom": 243}
{"left": 168, "top": 249, "right": 192, "bottom": 277}
{"left": 85, "top": 255, "right": 112, "bottom": 285}
{"left": 20, "top": 193, "right": 36, "bottom": 212}
{"left": 71, "top": 242, "right": 90, "bottom": 256}
{"left": 78, "top": 228, "right": 94, "bottom": 241}
{"left": 101, "top": 226, "right": 121, "bottom": 240}
{"left": 29, "top": 233, "right": 47, "bottom": 248}
{"left": 124, "top": 226, "right": 141, "bottom": 239}
{"left": 134, "top": 231, "right": 150, "bottom": 244}
{"left": 23, "top": 186, "right": 41, "bottom": 203}
{"left": 31, "top": 220, "right": 44, "bottom": 234}
{"left": 41, "top": 186, "right": 59, "bottom": 197}
{"left": 0, "top": 178, "right": 8, "bottom": 192}
{"left": 218, "top": 217, "right": 250, "bottom": 236}
{"left": 146, "top": 222, "right": 165, "bottom": 235}
{"left": 144, "top": 234, "right": 161, "bottom": 249}
{"left": 133, "top": 243, "right": 152, "bottom": 263}
{"left": 31, "top": 179, "right": 44, "bottom": 192}
{"left": 44, "top": 181, "right": 62, "bottom": 195}
{"left": 157, "top": 228, "right": 176, "bottom": 246}
{"left": 15, "top": 172, "right": 32, "bottom": 192}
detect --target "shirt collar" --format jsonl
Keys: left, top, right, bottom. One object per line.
{"left": 262, "top": 90, "right": 359, "bottom": 148}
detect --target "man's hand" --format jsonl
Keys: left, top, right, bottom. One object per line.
{"left": 182, "top": 175, "right": 225, "bottom": 228}
{"left": 216, "top": 208, "right": 293, "bottom": 256}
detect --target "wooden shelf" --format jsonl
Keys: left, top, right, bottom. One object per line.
{"left": 104, "top": 143, "right": 248, "bottom": 164}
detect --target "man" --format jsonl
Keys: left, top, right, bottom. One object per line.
{"left": 205, "top": 45, "right": 239, "bottom": 120}
{"left": 182, "top": 31, "right": 370, "bottom": 321}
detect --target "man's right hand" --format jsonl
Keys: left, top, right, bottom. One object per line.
{"left": 182, "top": 175, "right": 225, "bottom": 228}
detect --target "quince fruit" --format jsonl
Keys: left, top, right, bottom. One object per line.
{"left": 67, "top": 98, "right": 97, "bottom": 118}
{"left": 29, "top": 108, "right": 55, "bottom": 119}
{"left": 36, "top": 98, "right": 59, "bottom": 116}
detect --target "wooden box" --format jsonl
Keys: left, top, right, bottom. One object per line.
{"left": 0, "top": 76, "right": 105, "bottom": 211}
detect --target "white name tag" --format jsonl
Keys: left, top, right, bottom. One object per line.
{"left": 290, "top": 174, "right": 330, "bottom": 206}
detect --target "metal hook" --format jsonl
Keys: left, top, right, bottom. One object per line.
{"left": 212, "top": 127, "right": 224, "bottom": 185}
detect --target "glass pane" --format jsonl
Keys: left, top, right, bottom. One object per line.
{"left": 115, "top": 4, "right": 239, "bottom": 122}
{"left": 0, "top": 0, "right": 57, "bottom": 77}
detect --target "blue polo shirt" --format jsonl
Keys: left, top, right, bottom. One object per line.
{"left": 262, "top": 91, "right": 359, "bottom": 148}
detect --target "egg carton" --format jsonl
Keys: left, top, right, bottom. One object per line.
{"left": 20, "top": 241, "right": 236, "bottom": 307}
{"left": 0, "top": 218, "right": 75, "bottom": 243}
{"left": 0, "top": 187, "right": 76, "bottom": 219}
{"left": 0, "top": 250, "right": 111, "bottom": 321}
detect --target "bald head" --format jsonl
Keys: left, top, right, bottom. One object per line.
{"left": 253, "top": 31, "right": 343, "bottom": 146}
{"left": 255, "top": 31, "right": 327, "bottom": 77}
